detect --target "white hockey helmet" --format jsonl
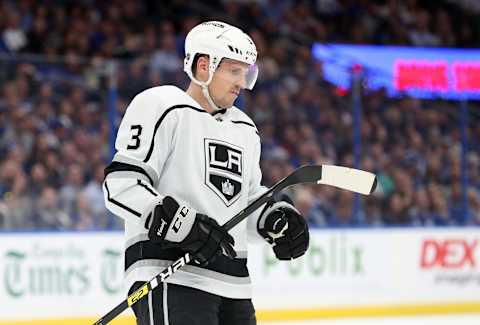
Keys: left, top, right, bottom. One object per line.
{"left": 184, "top": 21, "right": 258, "bottom": 90}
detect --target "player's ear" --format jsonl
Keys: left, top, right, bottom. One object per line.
{"left": 195, "top": 55, "right": 210, "bottom": 82}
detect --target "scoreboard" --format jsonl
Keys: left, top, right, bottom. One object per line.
{"left": 312, "top": 44, "right": 480, "bottom": 100}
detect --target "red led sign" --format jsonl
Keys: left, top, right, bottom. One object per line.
{"left": 453, "top": 62, "right": 480, "bottom": 92}
{"left": 395, "top": 60, "right": 448, "bottom": 91}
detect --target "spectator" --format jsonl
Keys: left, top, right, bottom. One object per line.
{"left": 83, "top": 164, "right": 108, "bottom": 225}
{"left": 59, "top": 164, "right": 85, "bottom": 217}
{"left": 73, "top": 192, "right": 96, "bottom": 230}
{"left": 408, "top": 10, "right": 441, "bottom": 46}
{"left": 1, "top": 10, "right": 27, "bottom": 52}
{"left": 34, "top": 186, "right": 70, "bottom": 230}
{"left": 28, "top": 163, "right": 49, "bottom": 199}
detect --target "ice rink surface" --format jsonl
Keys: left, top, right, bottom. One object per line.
{"left": 260, "top": 314, "right": 480, "bottom": 325}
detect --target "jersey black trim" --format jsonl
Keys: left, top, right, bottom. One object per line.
{"left": 137, "top": 179, "right": 158, "bottom": 197}
{"left": 212, "top": 108, "right": 227, "bottom": 115}
{"left": 104, "top": 181, "right": 142, "bottom": 217}
{"left": 144, "top": 105, "right": 208, "bottom": 163}
{"left": 231, "top": 120, "right": 259, "bottom": 135}
{"left": 105, "top": 161, "right": 155, "bottom": 185}
{"left": 125, "top": 241, "right": 249, "bottom": 278}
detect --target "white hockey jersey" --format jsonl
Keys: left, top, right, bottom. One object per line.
{"left": 103, "top": 85, "right": 267, "bottom": 299}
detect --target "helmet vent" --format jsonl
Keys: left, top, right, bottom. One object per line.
{"left": 227, "top": 45, "right": 243, "bottom": 55}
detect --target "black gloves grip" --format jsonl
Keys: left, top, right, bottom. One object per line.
{"left": 257, "top": 200, "right": 309, "bottom": 260}
{"left": 144, "top": 196, "right": 236, "bottom": 265}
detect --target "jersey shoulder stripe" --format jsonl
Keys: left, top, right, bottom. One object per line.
{"left": 143, "top": 104, "right": 208, "bottom": 162}
{"left": 231, "top": 120, "right": 259, "bottom": 135}
{"left": 228, "top": 107, "right": 259, "bottom": 136}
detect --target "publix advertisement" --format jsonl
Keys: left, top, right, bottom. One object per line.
{"left": 0, "top": 229, "right": 479, "bottom": 322}
{"left": 248, "top": 228, "right": 480, "bottom": 310}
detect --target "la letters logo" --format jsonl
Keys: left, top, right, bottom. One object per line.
{"left": 204, "top": 138, "right": 243, "bottom": 206}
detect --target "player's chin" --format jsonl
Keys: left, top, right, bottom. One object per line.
{"left": 230, "top": 94, "right": 239, "bottom": 103}
{"left": 221, "top": 98, "right": 236, "bottom": 108}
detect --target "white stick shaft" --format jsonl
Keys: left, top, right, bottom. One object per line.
{"left": 318, "top": 165, "right": 376, "bottom": 195}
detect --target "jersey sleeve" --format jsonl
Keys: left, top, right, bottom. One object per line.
{"left": 247, "top": 135, "right": 269, "bottom": 244}
{"left": 103, "top": 88, "right": 177, "bottom": 223}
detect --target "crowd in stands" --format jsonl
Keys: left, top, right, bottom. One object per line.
{"left": 0, "top": 0, "right": 479, "bottom": 230}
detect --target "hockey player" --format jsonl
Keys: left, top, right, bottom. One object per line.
{"left": 103, "top": 21, "right": 309, "bottom": 325}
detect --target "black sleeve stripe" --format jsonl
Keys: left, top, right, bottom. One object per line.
{"left": 231, "top": 120, "right": 259, "bottom": 135}
{"left": 104, "top": 181, "right": 141, "bottom": 218}
{"left": 137, "top": 179, "right": 158, "bottom": 197}
{"left": 105, "top": 161, "right": 154, "bottom": 186}
{"left": 144, "top": 105, "right": 207, "bottom": 163}
{"left": 125, "top": 241, "right": 249, "bottom": 277}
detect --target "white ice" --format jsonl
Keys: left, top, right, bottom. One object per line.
{"left": 259, "top": 314, "right": 480, "bottom": 325}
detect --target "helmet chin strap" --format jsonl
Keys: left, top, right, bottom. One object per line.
{"left": 190, "top": 69, "right": 229, "bottom": 112}
{"left": 201, "top": 84, "right": 224, "bottom": 111}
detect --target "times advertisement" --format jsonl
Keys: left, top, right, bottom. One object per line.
{"left": 0, "top": 231, "right": 127, "bottom": 321}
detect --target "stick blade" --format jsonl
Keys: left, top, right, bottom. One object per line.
{"left": 317, "top": 165, "right": 377, "bottom": 195}
{"left": 284, "top": 165, "right": 323, "bottom": 187}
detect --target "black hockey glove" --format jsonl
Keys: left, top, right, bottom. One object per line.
{"left": 257, "top": 200, "right": 309, "bottom": 260}
{"left": 143, "top": 196, "right": 236, "bottom": 266}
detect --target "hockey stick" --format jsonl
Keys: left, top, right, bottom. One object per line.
{"left": 93, "top": 165, "right": 376, "bottom": 325}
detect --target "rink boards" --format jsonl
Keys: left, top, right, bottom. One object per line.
{"left": 0, "top": 228, "right": 479, "bottom": 323}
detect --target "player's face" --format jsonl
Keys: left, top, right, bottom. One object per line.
{"left": 209, "top": 59, "right": 251, "bottom": 108}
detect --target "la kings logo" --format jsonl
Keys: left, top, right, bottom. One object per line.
{"left": 204, "top": 138, "right": 243, "bottom": 206}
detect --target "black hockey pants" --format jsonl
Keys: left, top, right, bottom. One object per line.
{"left": 129, "top": 282, "right": 257, "bottom": 325}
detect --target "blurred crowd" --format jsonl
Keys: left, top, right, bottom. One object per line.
{"left": 0, "top": 0, "right": 479, "bottom": 230}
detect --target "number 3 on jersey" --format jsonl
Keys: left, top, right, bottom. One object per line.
{"left": 127, "top": 125, "right": 142, "bottom": 150}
